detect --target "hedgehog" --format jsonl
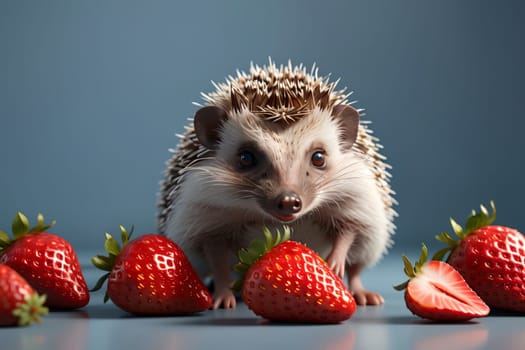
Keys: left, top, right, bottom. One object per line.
{"left": 158, "top": 59, "right": 396, "bottom": 309}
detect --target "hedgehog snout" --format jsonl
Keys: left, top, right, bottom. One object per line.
{"left": 275, "top": 191, "right": 302, "bottom": 214}
{"left": 263, "top": 191, "right": 302, "bottom": 223}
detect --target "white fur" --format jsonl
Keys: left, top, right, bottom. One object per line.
{"left": 164, "top": 107, "right": 392, "bottom": 280}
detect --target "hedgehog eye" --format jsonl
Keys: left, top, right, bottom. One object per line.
{"left": 239, "top": 150, "right": 257, "bottom": 169}
{"left": 311, "top": 151, "right": 326, "bottom": 169}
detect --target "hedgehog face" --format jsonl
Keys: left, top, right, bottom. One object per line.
{"left": 158, "top": 60, "right": 395, "bottom": 241}
{"left": 193, "top": 105, "right": 360, "bottom": 224}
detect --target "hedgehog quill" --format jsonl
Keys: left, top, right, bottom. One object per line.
{"left": 158, "top": 59, "right": 396, "bottom": 309}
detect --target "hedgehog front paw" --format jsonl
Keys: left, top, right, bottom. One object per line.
{"left": 352, "top": 288, "right": 384, "bottom": 306}
{"left": 326, "top": 252, "right": 347, "bottom": 280}
{"left": 212, "top": 288, "right": 237, "bottom": 309}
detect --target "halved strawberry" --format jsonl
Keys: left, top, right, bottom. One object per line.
{"left": 91, "top": 225, "right": 212, "bottom": 315}
{"left": 0, "top": 212, "right": 89, "bottom": 309}
{"left": 394, "top": 244, "right": 490, "bottom": 322}
{"left": 234, "top": 226, "right": 356, "bottom": 324}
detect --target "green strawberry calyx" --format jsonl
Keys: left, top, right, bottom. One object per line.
{"left": 432, "top": 201, "right": 496, "bottom": 261}
{"left": 12, "top": 293, "right": 49, "bottom": 326}
{"left": 90, "top": 225, "right": 133, "bottom": 302}
{"left": 232, "top": 226, "right": 291, "bottom": 291}
{"left": 393, "top": 243, "right": 429, "bottom": 291}
{"left": 0, "top": 212, "right": 56, "bottom": 251}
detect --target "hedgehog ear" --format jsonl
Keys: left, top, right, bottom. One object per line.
{"left": 332, "top": 104, "right": 360, "bottom": 150}
{"left": 194, "top": 106, "right": 228, "bottom": 150}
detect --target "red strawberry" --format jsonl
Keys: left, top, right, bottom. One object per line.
{"left": 394, "top": 244, "right": 490, "bottom": 322}
{"left": 0, "top": 212, "right": 89, "bottom": 309}
{"left": 433, "top": 201, "right": 525, "bottom": 312}
{"left": 0, "top": 264, "right": 48, "bottom": 327}
{"left": 233, "top": 226, "right": 356, "bottom": 324}
{"left": 91, "top": 225, "right": 212, "bottom": 315}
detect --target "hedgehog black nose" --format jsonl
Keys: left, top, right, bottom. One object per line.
{"left": 275, "top": 191, "right": 302, "bottom": 214}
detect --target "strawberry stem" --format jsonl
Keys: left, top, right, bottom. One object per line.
{"left": 393, "top": 243, "right": 428, "bottom": 291}
{"left": 0, "top": 230, "right": 10, "bottom": 248}
{"left": 12, "top": 212, "right": 30, "bottom": 240}
{"left": 104, "top": 233, "right": 121, "bottom": 257}
{"left": 432, "top": 201, "right": 496, "bottom": 261}
{"left": 232, "top": 226, "right": 291, "bottom": 291}
{"left": 29, "top": 213, "right": 56, "bottom": 233}
{"left": 12, "top": 293, "right": 49, "bottom": 326}
{"left": 120, "top": 225, "right": 132, "bottom": 245}
{"left": 90, "top": 225, "right": 133, "bottom": 297}
{"left": 0, "top": 212, "right": 56, "bottom": 252}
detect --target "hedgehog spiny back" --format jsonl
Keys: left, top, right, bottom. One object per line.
{"left": 158, "top": 59, "right": 396, "bottom": 233}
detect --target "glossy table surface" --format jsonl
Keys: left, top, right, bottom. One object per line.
{"left": 1, "top": 251, "right": 523, "bottom": 350}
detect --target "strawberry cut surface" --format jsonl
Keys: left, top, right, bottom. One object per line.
{"left": 405, "top": 260, "right": 490, "bottom": 321}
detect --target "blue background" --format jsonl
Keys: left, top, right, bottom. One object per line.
{"left": 2, "top": 0, "right": 524, "bottom": 254}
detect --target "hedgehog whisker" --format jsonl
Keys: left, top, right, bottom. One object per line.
{"left": 312, "top": 160, "right": 372, "bottom": 190}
